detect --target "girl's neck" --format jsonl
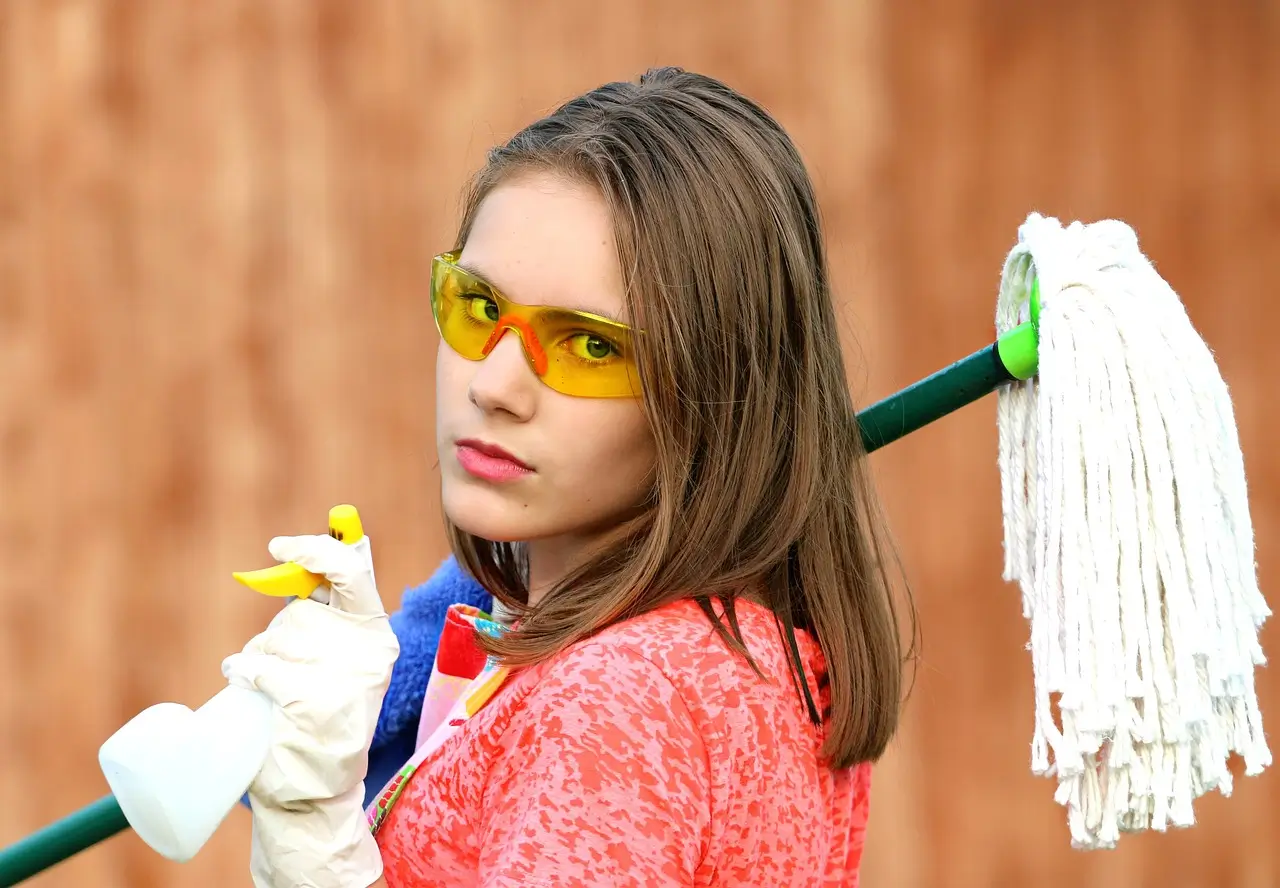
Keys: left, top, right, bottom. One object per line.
{"left": 524, "top": 536, "right": 589, "bottom": 607}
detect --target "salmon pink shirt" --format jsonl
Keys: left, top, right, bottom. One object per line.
{"left": 372, "top": 597, "right": 871, "bottom": 887}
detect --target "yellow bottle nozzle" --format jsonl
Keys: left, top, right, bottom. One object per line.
{"left": 325, "top": 503, "right": 364, "bottom": 545}
{"left": 232, "top": 504, "right": 364, "bottom": 599}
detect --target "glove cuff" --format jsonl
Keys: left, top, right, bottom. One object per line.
{"left": 249, "top": 785, "right": 382, "bottom": 888}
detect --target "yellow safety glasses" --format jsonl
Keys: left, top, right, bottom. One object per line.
{"left": 430, "top": 251, "right": 643, "bottom": 399}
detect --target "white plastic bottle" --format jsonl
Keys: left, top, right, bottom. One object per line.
{"left": 98, "top": 682, "right": 274, "bottom": 862}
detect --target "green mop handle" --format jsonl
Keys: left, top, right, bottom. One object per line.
{"left": 0, "top": 315, "right": 1041, "bottom": 888}
{"left": 859, "top": 318, "right": 1038, "bottom": 451}
{"left": 0, "top": 795, "right": 129, "bottom": 886}
{"left": 860, "top": 281, "right": 1040, "bottom": 451}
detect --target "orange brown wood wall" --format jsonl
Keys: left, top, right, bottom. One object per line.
{"left": 1, "top": 2, "right": 1275, "bottom": 885}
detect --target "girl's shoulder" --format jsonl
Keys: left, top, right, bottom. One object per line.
{"left": 577, "top": 596, "right": 821, "bottom": 677}
{"left": 522, "top": 596, "right": 826, "bottom": 730}
{"left": 466, "top": 598, "right": 864, "bottom": 886}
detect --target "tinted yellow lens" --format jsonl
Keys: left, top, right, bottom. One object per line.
{"left": 430, "top": 253, "right": 641, "bottom": 399}
{"left": 430, "top": 257, "right": 499, "bottom": 361}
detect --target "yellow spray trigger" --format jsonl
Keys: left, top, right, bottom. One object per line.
{"left": 232, "top": 504, "right": 365, "bottom": 599}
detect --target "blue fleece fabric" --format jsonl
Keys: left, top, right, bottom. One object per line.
{"left": 239, "top": 555, "right": 492, "bottom": 811}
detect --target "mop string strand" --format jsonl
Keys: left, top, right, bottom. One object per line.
{"left": 995, "top": 212, "right": 1271, "bottom": 850}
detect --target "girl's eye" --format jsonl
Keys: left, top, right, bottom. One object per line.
{"left": 464, "top": 295, "right": 500, "bottom": 323}
{"left": 565, "top": 333, "right": 619, "bottom": 361}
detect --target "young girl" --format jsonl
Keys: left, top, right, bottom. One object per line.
{"left": 223, "top": 66, "right": 913, "bottom": 888}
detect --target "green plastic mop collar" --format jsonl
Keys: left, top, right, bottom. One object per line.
{"left": 995, "top": 277, "right": 1040, "bottom": 382}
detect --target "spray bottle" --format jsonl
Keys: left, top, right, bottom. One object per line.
{"left": 95, "top": 505, "right": 367, "bottom": 863}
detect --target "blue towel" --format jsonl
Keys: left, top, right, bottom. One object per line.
{"left": 240, "top": 555, "right": 493, "bottom": 811}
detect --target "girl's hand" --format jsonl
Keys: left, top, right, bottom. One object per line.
{"left": 222, "top": 532, "right": 400, "bottom": 888}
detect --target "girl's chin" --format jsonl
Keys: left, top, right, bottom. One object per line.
{"left": 443, "top": 491, "right": 543, "bottom": 544}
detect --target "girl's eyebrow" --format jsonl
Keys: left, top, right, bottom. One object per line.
{"left": 456, "top": 260, "right": 497, "bottom": 286}
{"left": 455, "top": 259, "right": 627, "bottom": 325}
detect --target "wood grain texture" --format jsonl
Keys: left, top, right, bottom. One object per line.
{"left": 0, "top": 2, "right": 1273, "bottom": 886}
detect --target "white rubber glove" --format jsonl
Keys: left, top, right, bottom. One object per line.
{"left": 222, "top": 532, "right": 400, "bottom": 888}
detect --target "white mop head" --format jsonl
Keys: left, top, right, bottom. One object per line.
{"left": 995, "top": 212, "right": 1271, "bottom": 849}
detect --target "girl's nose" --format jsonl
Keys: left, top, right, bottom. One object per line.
{"left": 466, "top": 327, "right": 540, "bottom": 419}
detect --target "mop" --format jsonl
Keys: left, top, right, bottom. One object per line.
{"left": 0, "top": 212, "right": 1270, "bottom": 884}
{"left": 994, "top": 213, "right": 1271, "bottom": 849}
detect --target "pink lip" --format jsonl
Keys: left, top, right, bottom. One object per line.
{"left": 455, "top": 439, "right": 534, "bottom": 482}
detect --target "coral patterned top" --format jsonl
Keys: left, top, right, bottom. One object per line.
{"left": 374, "top": 597, "right": 871, "bottom": 887}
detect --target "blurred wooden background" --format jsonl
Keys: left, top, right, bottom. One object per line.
{"left": 1, "top": 1, "right": 1276, "bottom": 886}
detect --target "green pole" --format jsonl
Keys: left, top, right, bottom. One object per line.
{"left": 858, "top": 319, "right": 1037, "bottom": 452}
{"left": 0, "top": 316, "right": 1040, "bottom": 886}
{"left": 0, "top": 795, "right": 128, "bottom": 886}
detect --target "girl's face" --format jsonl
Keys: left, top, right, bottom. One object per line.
{"left": 435, "top": 171, "right": 657, "bottom": 575}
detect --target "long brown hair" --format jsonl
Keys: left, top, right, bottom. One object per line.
{"left": 444, "top": 67, "right": 915, "bottom": 769}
